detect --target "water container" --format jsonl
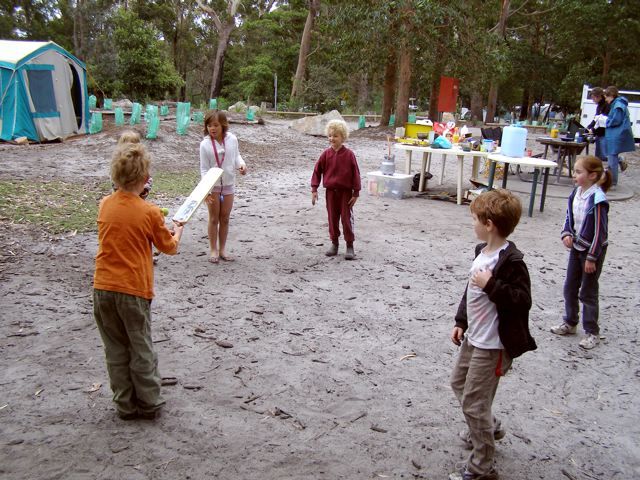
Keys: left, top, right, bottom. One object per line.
{"left": 501, "top": 125, "right": 528, "bottom": 157}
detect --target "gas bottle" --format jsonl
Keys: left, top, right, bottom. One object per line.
{"left": 501, "top": 125, "right": 528, "bottom": 157}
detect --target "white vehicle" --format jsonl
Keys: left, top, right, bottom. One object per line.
{"left": 580, "top": 84, "right": 640, "bottom": 141}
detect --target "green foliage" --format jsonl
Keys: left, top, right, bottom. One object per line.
{"left": 112, "top": 9, "right": 184, "bottom": 101}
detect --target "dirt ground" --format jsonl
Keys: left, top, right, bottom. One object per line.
{"left": 1, "top": 117, "right": 639, "bottom": 480}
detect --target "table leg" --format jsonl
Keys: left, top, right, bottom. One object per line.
{"left": 540, "top": 168, "right": 550, "bottom": 212}
{"left": 439, "top": 154, "right": 446, "bottom": 185}
{"left": 404, "top": 151, "right": 412, "bottom": 175}
{"left": 419, "top": 152, "right": 428, "bottom": 192}
{"left": 471, "top": 156, "right": 480, "bottom": 180}
{"left": 457, "top": 155, "right": 463, "bottom": 205}
{"left": 501, "top": 161, "right": 509, "bottom": 189}
{"left": 543, "top": 144, "right": 549, "bottom": 159}
{"left": 556, "top": 147, "right": 563, "bottom": 183}
{"left": 487, "top": 160, "right": 497, "bottom": 190}
{"left": 528, "top": 168, "right": 540, "bottom": 217}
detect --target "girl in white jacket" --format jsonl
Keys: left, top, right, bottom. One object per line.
{"left": 200, "top": 110, "right": 247, "bottom": 263}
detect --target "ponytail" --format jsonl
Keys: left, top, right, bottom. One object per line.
{"left": 598, "top": 168, "right": 612, "bottom": 193}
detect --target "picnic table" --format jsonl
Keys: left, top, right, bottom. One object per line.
{"left": 486, "top": 154, "right": 558, "bottom": 217}
{"left": 394, "top": 144, "right": 489, "bottom": 205}
{"left": 537, "top": 137, "right": 589, "bottom": 183}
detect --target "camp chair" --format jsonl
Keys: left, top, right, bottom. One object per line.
{"left": 481, "top": 126, "right": 503, "bottom": 145}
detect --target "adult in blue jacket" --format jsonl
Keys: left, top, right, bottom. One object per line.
{"left": 604, "top": 86, "right": 635, "bottom": 187}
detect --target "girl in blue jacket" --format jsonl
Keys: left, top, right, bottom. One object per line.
{"left": 551, "top": 155, "right": 612, "bottom": 350}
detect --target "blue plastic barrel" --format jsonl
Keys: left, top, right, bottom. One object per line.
{"left": 501, "top": 125, "right": 528, "bottom": 157}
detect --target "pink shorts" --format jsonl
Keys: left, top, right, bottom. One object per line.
{"left": 211, "top": 185, "right": 235, "bottom": 195}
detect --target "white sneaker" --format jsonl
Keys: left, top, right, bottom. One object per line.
{"left": 550, "top": 323, "right": 577, "bottom": 335}
{"left": 579, "top": 334, "right": 599, "bottom": 349}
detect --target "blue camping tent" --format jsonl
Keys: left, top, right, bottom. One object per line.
{"left": 0, "top": 40, "right": 89, "bottom": 141}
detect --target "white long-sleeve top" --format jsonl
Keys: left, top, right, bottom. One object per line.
{"left": 199, "top": 132, "right": 246, "bottom": 187}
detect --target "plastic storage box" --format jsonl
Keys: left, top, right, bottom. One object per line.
{"left": 367, "top": 171, "right": 413, "bottom": 199}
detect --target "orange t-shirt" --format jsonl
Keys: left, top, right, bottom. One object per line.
{"left": 93, "top": 190, "right": 179, "bottom": 299}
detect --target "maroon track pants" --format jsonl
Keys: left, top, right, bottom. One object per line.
{"left": 325, "top": 188, "right": 355, "bottom": 244}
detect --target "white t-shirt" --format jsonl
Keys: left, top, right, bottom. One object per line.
{"left": 466, "top": 243, "right": 509, "bottom": 350}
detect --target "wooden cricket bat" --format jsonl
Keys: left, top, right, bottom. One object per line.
{"left": 172, "top": 167, "right": 224, "bottom": 224}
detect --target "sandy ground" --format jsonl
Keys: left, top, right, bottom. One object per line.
{"left": 1, "top": 117, "right": 639, "bottom": 480}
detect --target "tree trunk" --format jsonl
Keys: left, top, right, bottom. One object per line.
{"left": 356, "top": 72, "right": 368, "bottom": 112}
{"left": 290, "top": 0, "right": 320, "bottom": 100}
{"left": 486, "top": 83, "right": 498, "bottom": 123}
{"left": 380, "top": 47, "right": 397, "bottom": 126}
{"left": 395, "top": 44, "right": 412, "bottom": 127}
{"left": 485, "top": 0, "right": 510, "bottom": 125}
{"left": 210, "top": 24, "right": 233, "bottom": 98}
{"left": 470, "top": 91, "right": 483, "bottom": 123}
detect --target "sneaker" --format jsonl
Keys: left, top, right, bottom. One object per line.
{"left": 345, "top": 245, "right": 355, "bottom": 260}
{"left": 325, "top": 243, "right": 338, "bottom": 257}
{"left": 579, "top": 334, "right": 599, "bottom": 350}
{"left": 550, "top": 323, "right": 577, "bottom": 335}
{"left": 459, "top": 423, "right": 506, "bottom": 450}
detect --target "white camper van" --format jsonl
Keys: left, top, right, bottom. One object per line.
{"left": 580, "top": 84, "right": 640, "bottom": 141}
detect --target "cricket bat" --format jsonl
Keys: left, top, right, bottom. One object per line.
{"left": 172, "top": 167, "right": 224, "bottom": 224}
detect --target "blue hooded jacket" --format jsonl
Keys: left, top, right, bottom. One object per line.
{"left": 605, "top": 96, "right": 636, "bottom": 155}
{"left": 561, "top": 187, "right": 609, "bottom": 262}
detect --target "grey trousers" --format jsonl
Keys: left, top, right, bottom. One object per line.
{"left": 93, "top": 289, "right": 165, "bottom": 416}
{"left": 451, "top": 338, "right": 512, "bottom": 475}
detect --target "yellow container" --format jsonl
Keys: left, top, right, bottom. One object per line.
{"left": 550, "top": 128, "right": 559, "bottom": 138}
{"left": 404, "top": 122, "right": 433, "bottom": 138}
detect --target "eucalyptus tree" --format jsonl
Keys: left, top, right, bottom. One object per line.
{"left": 222, "top": 1, "right": 307, "bottom": 105}
{"left": 290, "top": 0, "right": 320, "bottom": 99}
{"left": 196, "top": 0, "right": 243, "bottom": 98}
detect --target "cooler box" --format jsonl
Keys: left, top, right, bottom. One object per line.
{"left": 404, "top": 122, "right": 433, "bottom": 138}
{"left": 367, "top": 171, "right": 413, "bottom": 199}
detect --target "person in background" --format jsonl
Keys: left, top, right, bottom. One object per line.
{"left": 586, "top": 87, "right": 610, "bottom": 163}
{"left": 113, "top": 130, "right": 154, "bottom": 199}
{"left": 604, "top": 86, "right": 635, "bottom": 188}
{"left": 311, "top": 119, "right": 361, "bottom": 260}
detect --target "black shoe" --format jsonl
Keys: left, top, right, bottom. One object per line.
{"left": 138, "top": 409, "right": 160, "bottom": 420}
{"left": 117, "top": 411, "right": 138, "bottom": 421}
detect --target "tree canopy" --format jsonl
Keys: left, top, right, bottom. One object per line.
{"left": 2, "top": 0, "right": 638, "bottom": 120}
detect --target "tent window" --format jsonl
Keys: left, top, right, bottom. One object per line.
{"left": 26, "top": 69, "right": 58, "bottom": 115}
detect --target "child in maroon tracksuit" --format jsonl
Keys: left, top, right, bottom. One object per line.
{"left": 311, "top": 119, "right": 361, "bottom": 260}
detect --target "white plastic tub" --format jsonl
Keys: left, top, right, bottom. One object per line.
{"left": 367, "top": 171, "right": 413, "bottom": 199}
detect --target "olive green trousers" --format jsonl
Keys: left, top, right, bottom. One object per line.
{"left": 93, "top": 289, "right": 165, "bottom": 416}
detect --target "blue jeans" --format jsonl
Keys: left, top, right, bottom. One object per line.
{"left": 606, "top": 153, "right": 619, "bottom": 185}
{"left": 563, "top": 247, "right": 607, "bottom": 335}
{"left": 595, "top": 136, "right": 607, "bottom": 162}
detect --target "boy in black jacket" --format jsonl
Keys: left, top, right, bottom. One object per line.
{"left": 450, "top": 189, "right": 537, "bottom": 480}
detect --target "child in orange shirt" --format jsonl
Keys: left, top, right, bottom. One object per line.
{"left": 93, "top": 142, "right": 183, "bottom": 420}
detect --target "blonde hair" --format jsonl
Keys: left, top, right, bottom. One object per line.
{"left": 575, "top": 155, "right": 612, "bottom": 192}
{"left": 325, "top": 119, "right": 349, "bottom": 140}
{"left": 117, "top": 130, "right": 142, "bottom": 145}
{"left": 470, "top": 189, "right": 522, "bottom": 238}
{"left": 111, "top": 143, "right": 150, "bottom": 191}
